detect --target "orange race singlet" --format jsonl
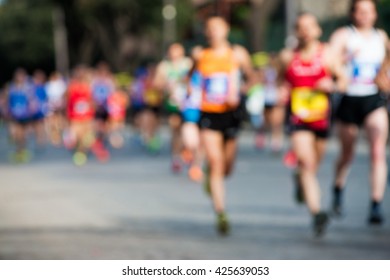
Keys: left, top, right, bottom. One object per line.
{"left": 107, "top": 91, "right": 128, "bottom": 122}
{"left": 197, "top": 48, "right": 239, "bottom": 113}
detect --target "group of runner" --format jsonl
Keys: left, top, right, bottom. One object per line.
{"left": 0, "top": 0, "right": 388, "bottom": 237}
{"left": 0, "top": 63, "right": 130, "bottom": 165}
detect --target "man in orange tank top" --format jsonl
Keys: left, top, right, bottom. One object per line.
{"left": 193, "top": 16, "right": 254, "bottom": 235}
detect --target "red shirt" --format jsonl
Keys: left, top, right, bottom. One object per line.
{"left": 67, "top": 81, "right": 95, "bottom": 121}
{"left": 285, "top": 45, "right": 331, "bottom": 129}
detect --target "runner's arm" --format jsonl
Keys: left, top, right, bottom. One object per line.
{"left": 329, "top": 27, "right": 348, "bottom": 65}
{"left": 276, "top": 49, "right": 293, "bottom": 105}
{"left": 233, "top": 45, "right": 255, "bottom": 94}
{"left": 375, "top": 47, "right": 390, "bottom": 93}
{"left": 322, "top": 44, "right": 348, "bottom": 93}
{"left": 186, "top": 46, "right": 203, "bottom": 97}
{"left": 153, "top": 62, "right": 167, "bottom": 91}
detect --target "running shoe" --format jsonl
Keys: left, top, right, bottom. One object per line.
{"left": 217, "top": 212, "right": 230, "bottom": 236}
{"left": 147, "top": 136, "right": 161, "bottom": 154}
{"left": 20, "top": 149, "right": 31, "bottom": 163}
{"left": 331, "top": 192, "right": 344, "bottom": 218}
{"left": 255, "top": 133, "right": 266, "bottom": 150}
{"left": 73, "top": 151, "right": 87, "bottom": 166}
{"left": 283, "top": 149, "right": 298, "bottom": 169}
{"left": 188, "top": 165, "right": 203, "bottom": 183}
{"left": 91, "top": 140, "right": 110, "bottom": 162}
{"left": 63, "top": 130, "right": 76, "bottom": 150}
{"left": 171, "top": 157, "right": 182, "bottom": 174}
{"left": 109, "top": 132, "right": 124, "bottom": 149}
{"left": 11, "top": 149, "right": 31, "bottom": 163}
{"left": 313, "top": 212, "right": 329, "bottom": 237}
{"left": 270, "top": 139, "right": 283, "bottom": 155}
{"left": 368, "top": 204, "right": 384, "bottom": 226}
{"left": 181, "top": 149, "right": 194, "bottom": 166}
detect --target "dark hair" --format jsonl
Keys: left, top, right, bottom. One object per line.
{"left": 350, "top": 0, "right": 377, "bottom": 16}
{"left": 294, "top": 11, "right": 318, "bottom": 29}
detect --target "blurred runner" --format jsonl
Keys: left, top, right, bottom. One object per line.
{"left": 330, "top": 0, "right": 388, "bottom": 225}
{"left": 66, "top": 66, "right": 96, "bottom": 166}
{"left": 278, "top": 13, "right": 346, "bottom": 237}
{"left": 257, "top": 55, "right": 286, "bottom": 153}
{"left": 182, "top": 68, "right": 203, "bottom": 182}
{"left": 91, "top": 62, "right": 114, "bottom": 160}
{"left": 31, "top": 70, "right": 49, "bottom": 148}
{"left": 45, "top": 72, "right": 67, "bottom": 146}
{"left": 193, "top": 17, "right": 254, "bottom": 235}
{"left": 245, "top": 66, "right": 265, "bottom": 143}
{"left": 130, "top": 65, "right": 162, "bottom": 154}
{"left": 7, "top": 69, "right": 34, "bottom": 163}
{"left": 107, "top": 83, "right": 129, "bottom": 149}
{"left": 154, "top": 44, "right": 192, "bottom": 173}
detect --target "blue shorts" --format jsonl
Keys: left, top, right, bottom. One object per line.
{"left": 32, "top": 112, "right": 46, "bottom": 121}
{"left": 183, "top": 108, "right": 200, "bottom": 124}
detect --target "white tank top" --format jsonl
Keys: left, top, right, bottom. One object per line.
{"left": 345, "top": 26, "right": 386, "bottom": 97}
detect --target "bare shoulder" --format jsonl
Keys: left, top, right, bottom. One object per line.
{"left": 232, "top": 44, "right": 248, "bottom": 53}
{"left": 377, "top": 29, "right": 389, "bottom": 42}
{"left": 321, "top": 43, "right": 338, "bottom": 70}
{"left": 191, "top": 46, "right": 203, "bottom": 60}
{"left": 232, "top": 44, "right": 251, "bottom": 61}
{"left": 330, "top": 27, "right": 349, "bottom": 41}
{"left": 278, "top": 48, "right": 294, "bottom": 66}
{"left": 155, "top": 60, "right": 167, "bottom": 74}
{"left": 322, "top": 42, "right": 333, "bottom": 56}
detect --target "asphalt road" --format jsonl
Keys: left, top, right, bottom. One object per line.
{"left": 0, "top": 125, "right": 389, "bottom": 260}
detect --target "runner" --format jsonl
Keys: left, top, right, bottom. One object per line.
{"left": 66, "top": 66, "right": 96, "bottom": 166}
{"left": 7, "top": 69, "right": 35, "bottom": 163}
{"left": 91, "top": 62, "right": 115, "bottom": 160}
{"left": 254, "top": 54, "right": 286, "bottom": 153}
{"left": 330, "top": 0, "right": 388, "bottom": 225}
{"left": 193, "top": 16, "right": 254, "bottom": 235}
{"left": 31, "top": 70, "right": 49, "bottom": 148}
{"left": 182, "top": 67, "right": 203, "bottom": 182}
{"left": 246, "top": 66, "right": 265, "bottom": 145}
{"left": 45, "top": 72, "right": 67, "bottom": 146}
{"left": 278, "top": 13, "right": 346, "bottom": 236}
{"left": 107, "top": 82, "right": 129, "bottom": 149}
{"left": 154, "top": 43, "right": 192, "bottom": 173}
{"left": 130, "top": 65, "right": 162, "bottom": 154}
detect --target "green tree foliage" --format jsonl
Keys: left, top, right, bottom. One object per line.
{"left": 0, "top": 0, "right": 194, "bottom": 86}
{"left": 0, "top": 0, "right": 54, "bottom": 85}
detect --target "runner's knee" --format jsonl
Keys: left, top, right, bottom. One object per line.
{"left": 208, "top": 157, "right": 224, "bottom": 176}
{"left": 299, "top": 158, "right": 317, "bottom": 173}
{"left": 370, "top": 142, "right": 387, "bottom": 164}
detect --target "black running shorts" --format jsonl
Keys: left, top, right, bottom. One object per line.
{"left": 336, "top": 93, "right": 387, "bottom": 126}
{"left": 199, "top": 109, "right": 242, "bottom": 140}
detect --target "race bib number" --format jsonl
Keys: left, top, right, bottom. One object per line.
{"left": 204, "top": 74, "right": 229, "bottom": 104}
{"left": 291, "top": 87, "right": 328, "bottom": 123}
{"left": 352, "top": 61, "right": 380, "bottom": 84}
{"left": 74, "top": 100, "right": 91, "bottom": 114}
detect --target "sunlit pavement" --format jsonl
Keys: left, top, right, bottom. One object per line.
{"left": 0, "top": 125, "right": 389, "bottom": 260}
